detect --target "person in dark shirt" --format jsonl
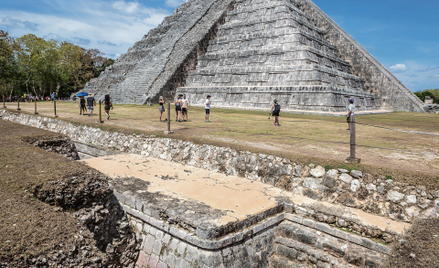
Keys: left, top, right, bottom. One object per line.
{"left": 270, "top": 99, "right": 281, "bottom": 126}
{"left": 104, "top": 94, "right": 112, "bottom": 120}
{"left": 79, "top": 97, "right": 86, "bottom": 115}
{"left": 86, "top": 94, "right": 96, "bottom": 116}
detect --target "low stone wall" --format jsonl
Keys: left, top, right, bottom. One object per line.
{"left": 273, "top": 217, "right": 388, "bottom": 268}
{"left": 128, "top": 207, "right": 278, "bottom": 268}
{"left": 2, "top": 110, "right": 437, "bottom": 232}
{"left": 124, "top": 199, "right": 389, "bottom": 268}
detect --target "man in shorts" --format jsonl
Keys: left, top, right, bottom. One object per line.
{"left": 346, "top": 98, "right": 355, "bottom": 131}
{"left": 87, "top": 94, "right": 96, "bottom": 116}
{"left": 181, "top": 94, "right": 189, "bottom": 121}
{"left": 205, "top": 95, "right": 211, "bottom": 122}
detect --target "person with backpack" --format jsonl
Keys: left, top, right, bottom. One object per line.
{"left": 271, "top": 99, "right": 281, "bottom": 126}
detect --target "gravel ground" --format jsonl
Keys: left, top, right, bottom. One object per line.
{"left": 0, "top": 120, "right": 140, "bottom": 267}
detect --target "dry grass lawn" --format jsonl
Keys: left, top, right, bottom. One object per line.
{"left": 4, "top": 100, "right": 439, "bottom": 187}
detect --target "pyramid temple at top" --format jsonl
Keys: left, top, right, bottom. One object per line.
{"left": 83, "top": 0, "right": 426, "bottom": 113}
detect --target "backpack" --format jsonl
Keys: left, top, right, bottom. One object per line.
{"left": 273, "top": 103, "right": 281, "bottom": 113}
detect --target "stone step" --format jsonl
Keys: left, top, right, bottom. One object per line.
{"left": 221, "top": 7, "right": 324, "bottom": 37}
{"left": 198, "top": 45, "right": 349, "bottom": 68}
{"left": 270, "top": 255, "right": 315, "bottom": 268}
{"left": 229, "top": 0, "right": 287, "bottom": 16}
{"left": 197, "top": 58, "right": 350, "bottom": 75}
{"left": 188, "top": 65, "right": 361, "bottom": 81}
{"left": 211, "top": 27, "right": 337, "bottom": 52}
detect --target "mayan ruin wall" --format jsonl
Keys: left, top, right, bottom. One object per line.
{"left": 83, "top": 0, "right": 426, "bottom": 113}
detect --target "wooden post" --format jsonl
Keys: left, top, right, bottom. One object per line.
{"left": 54, "top": 100, "right": 58, "bottom": 118}
{"left": 97, "top": 100, "right": 103, "bottom": 123}
{"left": 2, "top": 95, "right": 5, "bottom": 109}
{"left": 346, "top": 114, "right": 361, "bottom": 163}
{"left": 164, "top": 102, "right": 173, "bottom": 134}
{"left": 34, "top": 97, "right": 38, "bottom": 114}
{"left": 17, "top": 96, "right": 21, "bottom": 110}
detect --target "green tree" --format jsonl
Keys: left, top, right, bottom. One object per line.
{"left": 415, "top": 89, "right": 439, "bottom": 104}
{"left": 15, "top": 34, "right": 47, "bottom": 96}
{"left": 0, "top": 30, "right": 21, "bottom": 97}
{"left": 6, "top": 32, "right": 114, "bottom": 98}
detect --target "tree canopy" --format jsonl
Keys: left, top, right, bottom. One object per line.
{"left": 0, "top": 31, "right": 114, "bottom": 98}
{"left": 415, "top": 89, "right": 439, "bottom": 104}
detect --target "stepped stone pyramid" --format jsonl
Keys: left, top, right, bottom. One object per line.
{"left": 83, "top": 0, "right": 426, "bottom": 113}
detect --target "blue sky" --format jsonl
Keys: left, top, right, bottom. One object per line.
{"left": 1, "top": 0, "right": 438, "bottom": 92}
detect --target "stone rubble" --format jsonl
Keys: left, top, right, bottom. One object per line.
{"left": 29, "top": 137, "right": 80, "bottom": 160}
{"left": 424, "top": 104, "right": 439, "bottom": 113}
{"left": 27, "top": 170, "right": 141, "bottom": 268}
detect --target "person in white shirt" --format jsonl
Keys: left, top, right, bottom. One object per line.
{"left": 205, "top": 95, "right": 211, "bottom": 123}
{"left": 181, "top": 94, "right": 189, "bottom": 121}
{"left": 346, "top": 98, "right": 355, "bottom": 131}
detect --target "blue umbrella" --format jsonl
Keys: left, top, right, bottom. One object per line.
{"left": 76, "top": 92, "right": 88, "bottom": 97}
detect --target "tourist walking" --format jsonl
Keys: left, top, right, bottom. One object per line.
{"left": 79, "top": 96, "right": 87, "bottom": 115}
{"left": 175, "top": 94, "right": 182, "bottom": 122}
{"left": 271, "top": 99, "right": 281, "bottom": 126}
{"left": 205, "top": 95, "right": 211, "bottom": 123}
{"left": 86, "top": 94, "right": 96, "bottom": 116}
{"left": 346, "top": 98, "right": 355, "bottom": 131}
{"left": 159, "top": 96, "right": 166, "bottom": 122}
{"left": 104, "top": 94, "right": 113, "bottom": 120}
{"left": 181, "top": 94, "right": 189, "bottom": 121}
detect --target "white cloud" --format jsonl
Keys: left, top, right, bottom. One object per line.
{"left": 0, "top": 0, "right": 170, "bottom": 58}
{"left": 389, "top": 63, "right": 408, "bottom": 72}
{"left": 1, "top": 16, "right": 39, "bottom": 31}
{"left": 112, "top": 0, "right": 143, "bottom": 14}
{"left": 165, "top": 0, "right": 188, "bottom": 8}
{"left": 389, "top": 61, "right": 439, "bottom": 91}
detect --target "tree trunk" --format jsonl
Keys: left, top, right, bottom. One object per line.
{"left": 9, "top": 83, "right": 14, "bottom": 98}
{"left": 26, "top": 79, "right": 29, "bottom": 96}
{"left": 56, "top": 83, "right": 60, "bottom": 97}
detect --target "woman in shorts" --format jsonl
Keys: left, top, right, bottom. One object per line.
{"left": 159, "top": 96, "right": 165, "bottom": 121}
{"left": 104, "top": 94, "right": 112, "bottom": 120}
{"left": 175, "top": 94, "right": 182, "bottom": 122}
